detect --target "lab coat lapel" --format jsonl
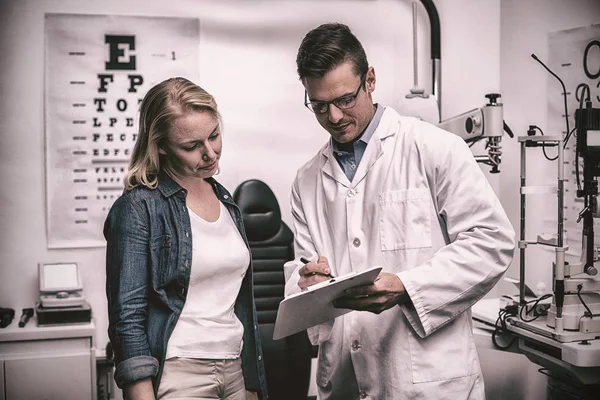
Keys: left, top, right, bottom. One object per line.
{"left": 351, "top": 137, "right": 383, "bottom": 186}
{"left": 320, "top": 143, "right": 351, "bottom": 188}
{"left": 351, "top": 108, "right": 397, "bottom": 186}
{"left": 320, "top": 108, "right": 397, "bottom": 188}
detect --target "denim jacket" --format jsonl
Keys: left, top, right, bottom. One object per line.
{"left": 104, "top": 171, "right": 269, "bottom": 399}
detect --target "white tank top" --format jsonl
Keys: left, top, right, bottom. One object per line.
{"left": 165, "top": 202, "right": 249, "bottom": 360}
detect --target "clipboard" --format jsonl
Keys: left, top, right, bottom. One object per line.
{"left": 273, "top": 266, "right": 382, "bottom": 340}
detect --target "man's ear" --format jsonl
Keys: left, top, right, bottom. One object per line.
{"left": 366, "top": 66, "right": 376, "bottom": 93}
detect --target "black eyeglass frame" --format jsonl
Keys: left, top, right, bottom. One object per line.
{"left": 304, "top": 74, "right": 366, "bottom": 115}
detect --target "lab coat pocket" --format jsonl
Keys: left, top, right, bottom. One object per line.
{"left": 379, "top": 188, "right": 431, "bottom": 251}
{"left": 315, "top": 336, "right": 335, "bottom": 388}
{"left": 407, "top": 316, "right": 477, "bottom": 383}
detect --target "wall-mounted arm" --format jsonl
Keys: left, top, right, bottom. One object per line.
{"left": 419, "top": 0, "right": 441, "bottom": 115}
{"left": 437, "top": 94, "right": 508, "bottom": 173}
{"left": 416, "top": 1, "right": 512, "bottom": 172}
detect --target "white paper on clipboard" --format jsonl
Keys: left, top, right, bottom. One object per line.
{"left": 273, "top": 266, "right": 382, "bottom": 340}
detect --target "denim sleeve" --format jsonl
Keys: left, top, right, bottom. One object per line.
{"left": 104, "top": 196, "right": 158, "bottom": 388}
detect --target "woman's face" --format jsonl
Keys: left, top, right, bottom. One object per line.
{"left": 159, "top": 110, "right": 222, "bottom": 180}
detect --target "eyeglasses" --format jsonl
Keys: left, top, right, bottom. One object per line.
{"left": 304, "top": 75, "right": 366, "bottom": 115}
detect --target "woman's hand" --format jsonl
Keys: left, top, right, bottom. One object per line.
{"left": 123, "top": 378, "right": 155, "bottom": 400}
{"left": 245, "top": 390, "right": 259, "bottom": 400}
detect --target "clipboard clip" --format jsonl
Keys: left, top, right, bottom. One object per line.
{"left": 307, "top": 274, "right": 356, "bottom": 291}
{"left": 307, "top": 278, "right": 336, "bottom": 291}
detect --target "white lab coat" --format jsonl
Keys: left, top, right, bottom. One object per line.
{"left": 284, "top": 107, "right": 515, "bottom": 400}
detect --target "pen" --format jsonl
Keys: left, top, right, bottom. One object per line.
{"left": 300, "top": 257, "right": 335, "bottom": 278}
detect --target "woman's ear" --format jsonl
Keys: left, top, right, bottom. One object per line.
{"left": 158, "top": 145, "right": 167, "bottom": 155}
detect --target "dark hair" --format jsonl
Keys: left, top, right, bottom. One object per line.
{"left": 296, "top": 23, "right": 369, "bottom": 80}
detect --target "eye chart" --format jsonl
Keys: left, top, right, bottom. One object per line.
{"left": 547, "top": 24, "right": 600, "bottom": 257}
{"left": 45, "top": 14, "right": 199, "bottom": 248}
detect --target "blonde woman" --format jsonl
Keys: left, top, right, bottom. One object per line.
{"left": 105, "top": 77, "right": 268, "bottom": 400}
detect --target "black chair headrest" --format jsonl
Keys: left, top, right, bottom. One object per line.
{"left": 233, "top": 179, "right": 282, "bottom": 242}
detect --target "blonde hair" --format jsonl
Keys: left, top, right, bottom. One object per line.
{"left": 124, "top": 77, "right": 221, "bottom": 191}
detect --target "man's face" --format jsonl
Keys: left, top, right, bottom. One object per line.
{"left": 303, "top": 61, "right": 376, "bottom": 143}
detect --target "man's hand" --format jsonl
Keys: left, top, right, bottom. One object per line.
{"left": 298, "top": 256, "right": 331, "bottom": 290}
{"left": 332, "top": 272, "right": 407, "bottom": 314}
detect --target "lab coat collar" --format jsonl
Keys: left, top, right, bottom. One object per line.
{"left": 320, "top": 106, "right": 397, "bottom": 187}
{"left": 321, "top": 148, "right": 351, "bottom": 187}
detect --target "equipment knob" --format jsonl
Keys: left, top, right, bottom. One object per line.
{"left": 585, "top": 265, "right": 598, "bottom": 276}
{"left": 465, "top": 116, "right": 481, "bottom": 134}
{"left": 485, "top": 93, "right": 501, "bottom": 105}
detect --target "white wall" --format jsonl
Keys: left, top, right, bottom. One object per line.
{"left": 499, "top": 0, "right": 600, "bottom": 296}
{"left": 0, "top": 0, "right": 500, "bottom": 359}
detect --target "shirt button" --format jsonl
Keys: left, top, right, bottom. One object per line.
{"left": 352, "top": 340, "right": 360, "bottom": 350}
{"left": 185, "top": 231, "right": 189, "bottom": 238}
{"left": 350, "top": 163, "right": 356, "bottom": 170}
{"left": 359, "top": 391, "right": 367, "bottom": 399}
{"left": 224, "top": 195, "right": 229, "bottom": 199}
{"left": 184, "top": 260, "right": 189, "bottom": 267}
{"left": 258, "top": 355, "right": 262, "bottom": 361}
{"left": 353, "top": 238, "right": 361, "bottom": 247}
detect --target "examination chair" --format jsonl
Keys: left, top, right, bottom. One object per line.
{"left": 233, "top": 179, "right": 313, "bottom": 400}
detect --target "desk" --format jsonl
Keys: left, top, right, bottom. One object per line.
{"left": 0, "top": 317, "right": 96, "bottom": 400}
{"left": 472, "top": 298, "right": 548, "bottom": 400}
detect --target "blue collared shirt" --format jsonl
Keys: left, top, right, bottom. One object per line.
{"left": 331, "top": 103, "right": 385, "bottom": 181}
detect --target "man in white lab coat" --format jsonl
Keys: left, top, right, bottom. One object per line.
{"left": 283, "top": 23, "right": 515, "bottom": 399}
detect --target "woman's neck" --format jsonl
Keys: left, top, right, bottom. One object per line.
{"left": 162, "top": 167, "right": 208, "bottom": 193}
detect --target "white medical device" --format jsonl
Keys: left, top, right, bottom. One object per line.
{"left": 505, "top": 87, "right": 600, "bottom": 390}
{"left": 38, "top": 262, "right": 86, "bottom": 308}
{"left": 438, "top": 93, "right": 512, "bottom": 173}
